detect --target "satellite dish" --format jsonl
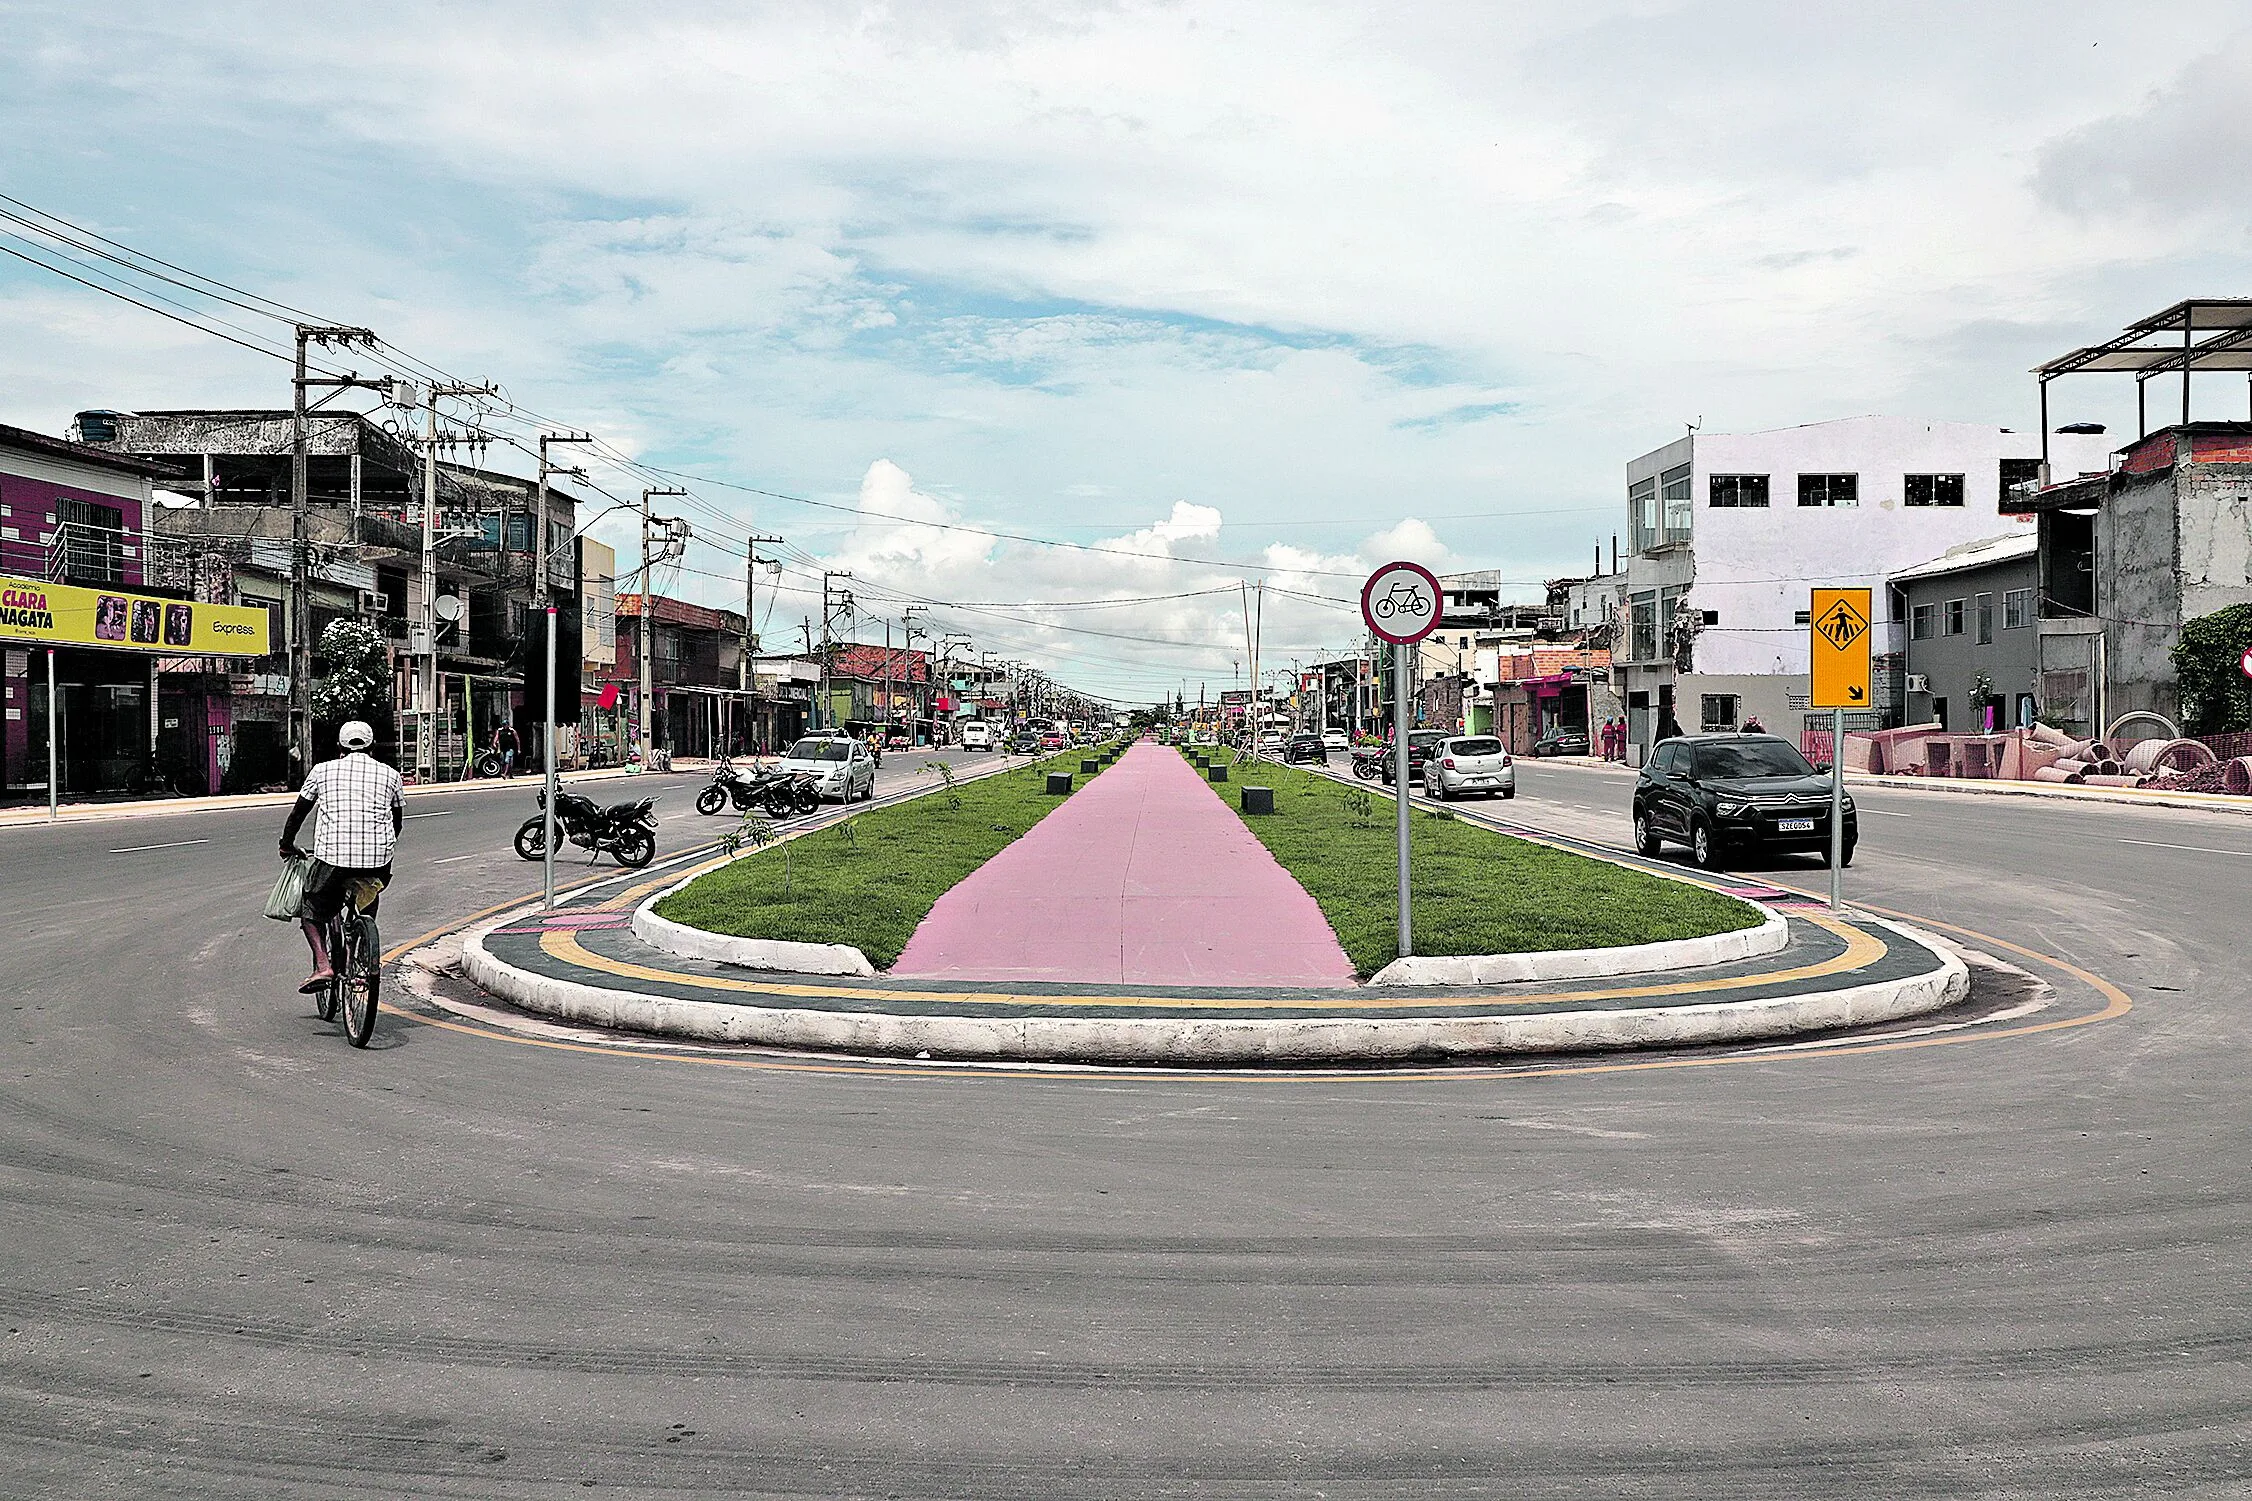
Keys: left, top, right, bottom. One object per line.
{"left": 434, "top": 595, "right": 465, "bottom": 622}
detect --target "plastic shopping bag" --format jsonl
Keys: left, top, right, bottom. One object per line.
{"left": 264, "top": 854, "right": 311, "bottom": 922}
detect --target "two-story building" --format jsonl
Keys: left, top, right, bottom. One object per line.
{"left": 1618, "top": 415, "right": 2114, "bottom": 760}
{"left": 1, "top": 422, "right": 186, "bottom": 801}
{"left": 1888, "top": 533, "right": 2042, "bottom": 734}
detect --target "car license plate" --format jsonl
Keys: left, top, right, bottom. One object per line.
{"left": 1778, "top": 817, "right": 1815, "bottom": 832}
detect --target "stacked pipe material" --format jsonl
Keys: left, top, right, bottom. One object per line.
{"left": 2122, "top": 737, "right": 2218, "bottom": 775}
{"left": 2034, "top": 765, "right": 2086, "bottom": 784}
{"left": 2084, "top": 773, "right": 2146, "bottom": 788}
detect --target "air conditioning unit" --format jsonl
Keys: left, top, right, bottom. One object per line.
{"left": 356, "top": 589, "right": 388, "bottom": 616}
{"left": 1905, "top": 674, "right": 1930, "bottom": 693}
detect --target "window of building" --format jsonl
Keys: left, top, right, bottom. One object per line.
{"left": 1700, "top": 693, "right": 1738, "bottom": 731}
{"left": 1999, "top": 457, "right": 2043, "bottom": 503}
{"left": 1911, "top": 602, "right": 1936, "bottom": 640}
{"left": 1629, "top": 477, "right": 1659, "bottom": 553}
{"left": 1700, "top": 609, "right": 1720, "bottom": 626}
{"left": 1630, "top": 591, "right": 1658, "bottom": 662}
{"left": 1945, "top": 598, "right": 1966, "bottom": 635}
{"left": 1797, "top": 473, "right": 1858, "bottom": 508}
{"left": 1660, "top": 464, "right": 1694, "bottom": 541}
{"left": 1904, "top": 473, "right": 1966, "bottom": 508}
{"left": 2003, "top": 587, "right": 2033, "bottom": 629}
{"left": 1709, "top": 474, "right": 1770, "bottom": 508}
{"left": 1793, "top": 609, "right": 1812, "bottom": 625}
{"left": 1975, "top": 592, "right": 1994, "bottom": 645}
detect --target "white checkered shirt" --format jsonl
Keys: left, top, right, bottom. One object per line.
{"left": 300, "top": 752, "right": 404, "bottom": 868}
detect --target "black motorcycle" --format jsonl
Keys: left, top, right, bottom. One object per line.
{"left": 514, "top": 790, "right": 658, "bottom": 868}
{"left": 1350, "top": 747, "right": 1389, "bottom": 782}
{"left": 694, "top": 760, "right": 818, "bottom": 819}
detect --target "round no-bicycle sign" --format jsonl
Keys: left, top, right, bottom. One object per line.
{"left": 1361, "top": 560, "right": 1442, "bottom": 645}
{"left": 2241, "top": 645, "right": 2252, "bottom": 679}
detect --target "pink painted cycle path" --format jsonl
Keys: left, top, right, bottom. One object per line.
{"left": 889, "top": 742, "right": 1358, "bottom": 987}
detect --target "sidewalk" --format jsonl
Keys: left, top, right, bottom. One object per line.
{"left": 889, "top": 742, "right": 1357, "bottom": 987}
{"left": 0, "top": 760, "right": 696, "bottom": 831}
{"left": 1526, "top": 751, "right": 2250, "bottom": 815}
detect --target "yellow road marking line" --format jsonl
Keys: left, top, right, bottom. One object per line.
{"left": 530, "top": 913, "right": 1887, "bottom": 1012}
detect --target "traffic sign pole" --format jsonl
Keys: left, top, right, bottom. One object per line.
{"left": 1829, "top": 706, "right": 1844, "bottom": 911}
{"left": 1361, "top": 560, "right": 1442, "bottom": 962}
{"left": 1396, "top": 644, "right": 1413, "bottom": 956}
{"left": 1807, "top": 587, "right": 1872, "bottom": 914}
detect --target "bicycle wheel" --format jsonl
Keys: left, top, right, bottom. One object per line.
{"left": 340, "top": 914, "right": 380, "bottom": 1048}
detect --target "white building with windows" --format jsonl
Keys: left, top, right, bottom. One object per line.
{"left": 1617, "top": 415, "right": 2113, "bottom": 757}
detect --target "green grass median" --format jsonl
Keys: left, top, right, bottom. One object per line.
{"left": 1226, "top": 757, "right": 1760, "bottom": 976}
{"left": 654, "top": 747, "right": 1117, "bottom": 967}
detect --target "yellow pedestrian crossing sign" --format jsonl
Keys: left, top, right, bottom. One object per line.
{"left": 1809, "top": 588, "right": 1872, "bottom": 709}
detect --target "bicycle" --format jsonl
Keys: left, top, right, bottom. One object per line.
{"left": 313, "top": 876, "right": 385, "bottom": 1048}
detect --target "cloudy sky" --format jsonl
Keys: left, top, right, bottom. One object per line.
{"left": 2, "top": 1, "right": 2244, "bottom": 705}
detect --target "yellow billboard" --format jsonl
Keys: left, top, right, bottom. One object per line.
{"left": 0, "top": 574, "right": 271, "bottom": 656}
{"left": 1808, "top": 587, "right": 1872, "bottom": 710}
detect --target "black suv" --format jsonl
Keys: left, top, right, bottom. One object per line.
{"left": 1283, "top": 733, "right": 1327, "bottom": 764}
{"left": 1632, "top": 734, "right": 1856, "bottom": 870}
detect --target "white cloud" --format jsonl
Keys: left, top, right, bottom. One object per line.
{"left": 3, "top": 1, "right": 2250, "bottom": 703}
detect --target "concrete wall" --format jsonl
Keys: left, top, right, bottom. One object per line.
{"left": 1899, "top": 556, "right": 2040, "bottom": 731}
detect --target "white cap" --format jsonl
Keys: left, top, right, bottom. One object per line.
{"left": 338, "top": 720, "right": 375, "bottom": 750}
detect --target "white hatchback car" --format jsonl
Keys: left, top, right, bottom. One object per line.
{"left": 776, "top": 734, "right": 878, "bottom": 802}
{"left": 1321, "top": 728, "right": 1349, "bottom": 752}
{"left": 1423, "top": 734, "right": 1516, "bottom": 800}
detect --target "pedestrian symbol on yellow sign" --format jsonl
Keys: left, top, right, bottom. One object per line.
{"left": 1808, "top": 587, "right": 1872, "bottom": 709}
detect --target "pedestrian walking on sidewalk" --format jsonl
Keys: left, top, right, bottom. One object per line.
{"left": 494, "top": 723, "right": 520, "bottom": 778}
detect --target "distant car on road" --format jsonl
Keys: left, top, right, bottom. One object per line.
{"left": 1423, "top": 735, "right": 1515, "bottom": 800}
{"left": 775, "top": 733, "right": 877, "bottom": 803}
{"left": 1008, "top": 731, "right": 1041, "bottom": 754}
{"left": 1531, "top": 727, "right": 1590, "bottom": 758}
{"left": 1284, "top": 733, "right": 1327, "bottom": 764}
{"left": 1632, "top": 733, "right": 1856, "bottom": 870}
{"left": 1039, "top": 731, "right": 1068, "bottom": 752}
{"left": 1321, "top": 728, "right": 1349, "bottom": 752}
{"left": 959, "top": 720, "right": 994, "bottom": 751}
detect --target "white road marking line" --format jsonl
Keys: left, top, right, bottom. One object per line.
{"left": 2117, "top": 837, "right": 2252, "bottom": 857}
{"left": 108, "top": 838, "right": 209, "bottom": 854}
{"left": 431, "top": 853, "right": 481, "bottom": 864}
{"left": 1863, "top": 809, "right": 1912, "bottom": 817}
{"left": 404, "top": 810, "right": 451, "bottom": 819}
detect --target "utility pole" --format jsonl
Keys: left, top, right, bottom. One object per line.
{"left": 637, "top": 488, "right": 688, "bottom": 765}
{"left": 819, "top": 572, "right": 854, "bottom": 731}
{"left": 407, "top": 380, "right": 498, "bottom": 784}
{"left": 902, "top": 604, "right": 930, "bottom": 745}
{"left": 733, "top": 535, "right": 781, "bottom": 755}
{"left": 289, "top": 324, "right": 377, "bottom": 780}
{"left": 534, "top": 432, "right": 594, "bottom": 910}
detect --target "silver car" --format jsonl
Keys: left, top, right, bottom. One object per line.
{"left": 1423, "top": 735, "right": 1516, "bottom": 800}
{"left": 775, "top": 734, "right": 877, "bottom": 803}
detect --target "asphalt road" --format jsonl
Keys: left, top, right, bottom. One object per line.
{"left": 3, "top": 748, "right": 2249, "bottom": 1497}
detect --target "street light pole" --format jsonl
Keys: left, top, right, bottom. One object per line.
{"left": 535, "top": 432, "right": 592, "bottom": 911}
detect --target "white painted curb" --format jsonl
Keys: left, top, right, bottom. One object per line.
{"left": 631, "top": 874, "right": 876, "bottom": 977}
{"left": 460, "top": 911, "right": 1968, "bottom": 1067}
{"left": 1368, "top": 903, "right": 1785, "bottom": 987}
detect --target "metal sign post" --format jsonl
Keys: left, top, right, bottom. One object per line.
{"left": 1361, "top": 560, "right": 1443, "bottom": 958}
{"left": 1808, "top": 587, "right": 1873, "bottom": 913}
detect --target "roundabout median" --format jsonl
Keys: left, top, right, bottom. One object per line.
{"left": 446, "top": 743, "right": 1971, "bottom": 1067}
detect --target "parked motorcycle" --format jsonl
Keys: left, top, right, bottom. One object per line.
{"left": 694, "top": 760, "right": 819, "bottom": 818}
{"left": 1350, "top": 747, "right": 1390, "bottom": 782}
{"left": 514, "top": 790, "right": 659, "bottom": 868}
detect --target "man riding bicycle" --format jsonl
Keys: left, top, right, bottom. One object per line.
{"left": 279, "top": 720, "right": 404, "bottom": 994}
